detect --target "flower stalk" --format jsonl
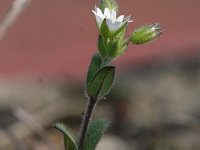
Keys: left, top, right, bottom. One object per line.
{"left": 54, "top": 1, "right": 163, "bottom": 150}
{"left": 78, "top": 97, "right": 97, "bottom": 150}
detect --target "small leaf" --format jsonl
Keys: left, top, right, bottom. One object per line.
{"left": 87, "top": 66, "right": 115, "bottom": 99}
{"left": 86, "top": 53, "right": 102, "bottom": 87}
{"left": 53, "top": 123, "right": 77, "bottom": 150}
{"left": 83, "top": 120, "right": 109, "bottom": 150}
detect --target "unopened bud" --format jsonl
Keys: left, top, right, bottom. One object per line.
{"left": 99, "top": 0, "right": 118, "bottom": 13}
{"left": 130, "top": 23, "right": 163, "bottom": 44}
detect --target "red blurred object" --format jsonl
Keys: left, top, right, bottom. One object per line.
{"left": 0, "top": 0, "right": 199, "bottom": 80}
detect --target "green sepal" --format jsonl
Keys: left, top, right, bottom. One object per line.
{"left": 98, "top": 35, "right": 109, "bottom": 59}
{"left": 83, "top": 120, "right": 109, "bottom": 150}
{"left": 86, "top": 53, "right": 102, "bottom": 88}
{"left": 87, "top": 66, "right": 115, "bottom": 99}
{"left": 52, "top": 123, "right": 77, "bottom": 150}
{"left": 109, "top": 28, "right": 126, "bottom": 59}
{"left": 100, "top": 19, "right": 110, "bottom": 38}
{"left": 130, "top": 26, "right": 152, "bottom": 44}
{"left": 111, "top": 22, "right": 127, "bottom": 37}
{"left": 109, "top": 39, "right": 118, "bottom": 58}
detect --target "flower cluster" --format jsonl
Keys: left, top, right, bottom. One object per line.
{"left": 92, "top": 2, "right": 163, "bottom": 62}
{"left": 54, "top": 1, "right": 164, "bottom": 150}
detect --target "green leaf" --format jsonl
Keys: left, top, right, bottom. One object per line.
{"left": 87, "top": 66, "right": 115, "bottom": 99}
{"left": 83, "top": 120, "right": 109, "bottom": 150}
{"left": 53, "top": 123, "right": 77, "bottom": 150}
{"left": 98, "top": 35, "right": 109, "bottom": 59}
{"left": 86, "top": 53, "right": 102, "bottom": 87}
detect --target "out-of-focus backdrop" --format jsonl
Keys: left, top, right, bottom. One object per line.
{"left": 0, "top": 0, "right": 200, "bottom": 150}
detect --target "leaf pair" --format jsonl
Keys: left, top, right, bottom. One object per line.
{"left": 53, "top": 121, "right": 109, "bottom": 150}
{"left": 86, "top": 53, "right": 115, "bottom": 100}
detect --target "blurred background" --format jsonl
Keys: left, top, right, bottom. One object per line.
{"left": 0, "top": 0, "right": 200, "bottom": 150}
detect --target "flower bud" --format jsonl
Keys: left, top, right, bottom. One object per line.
{"left": 130, "top": 23, "right": 163, "bottom": 44}
{"left": 99, "top": 0, "right": 118, "bottom": 13}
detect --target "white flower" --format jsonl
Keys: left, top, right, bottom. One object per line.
{"left": 92, "top": 6, "right": 133, "bottom": 33}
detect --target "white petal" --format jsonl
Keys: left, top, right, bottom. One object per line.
{"left": 97, "top": 8, "right": 104, "bottom": 18}
{"left": 116, "top": 15, "right": 124, "bottom": 22}
{"left": 95, "top": 15, "right": 104, "bottom": 28}
{"left": 92, "top": 10, "right": 97, "bottom": 16}
{"left": 125, "top": 16, "right": 133, "bottom": 23}
{"left": 106, "top": 18, "right": 113, "bottom": 29}
{"left": 104, "top": 8, "right": 111, "bottom": 18}
{"left": 128, "top": 20, "right": 134, "bottom": 23}
{"left": 110, "top": 9, "right": 117, "bottom": 22}
{"left": 106, "top": 19, "right": 123, "bottom": 32}
{"left": 109, "top": 22, "right": 123, "bottom": 32}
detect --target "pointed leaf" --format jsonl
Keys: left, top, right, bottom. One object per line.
{"left": 53, "top": 123, "right": 77, "bottom": 150}
{"left": 87, "top": 66, "right": 115, "bottom": 99}
{"left": 83, "top": 120, "right": 109, "bottom": 150}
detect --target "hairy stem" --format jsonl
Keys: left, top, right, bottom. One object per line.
{"left": 78, "top": 97, "right": 97, "bottom": 150}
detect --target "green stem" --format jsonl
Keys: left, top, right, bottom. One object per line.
{"left": 78, "top": 97, "right": 97, "bottom": 150}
